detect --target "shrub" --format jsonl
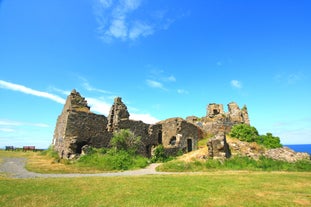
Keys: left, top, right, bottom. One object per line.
{"left": 230, "top": 124, "right": 282, "bottom": 149}
{"left": 259, "top": 133, "right": 282, "bottom": 149}
{"left": 151, "top": 144, "right": 171, "bottom": 163}
{"left": 110, "top": 129, "right": 142, "bottom": 154}
{"left": 229, "top": 124, "right": 259, "bottom": 142}
{"left": 77, "top": 149, "right": 149, "bottom": 171}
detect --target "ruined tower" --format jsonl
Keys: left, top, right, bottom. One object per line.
{"left": 107, "top": 97, "right": 130, "bottom": 132}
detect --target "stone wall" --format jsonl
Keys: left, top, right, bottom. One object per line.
{"left": 187, "top": 102, "right": 250, "bottom": 136}
{"left": 53, "top": 90, "right": 112, "bottom": 159}
{"left": 159, "top": 117, "right": 200, "bottom": 153}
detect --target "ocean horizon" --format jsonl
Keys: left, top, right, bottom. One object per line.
{"left": 285, "top": 144, "right": 311, "bottom": 154}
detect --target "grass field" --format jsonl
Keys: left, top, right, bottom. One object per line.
{"left": 0, "top": 172, "right": 310, "bottom": 207}
{"left": 1, "top": 150, "right": 311, "bottom": 206}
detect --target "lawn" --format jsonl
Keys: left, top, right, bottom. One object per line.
{"left": 0, "top": 172, "right": 310, "bottom": 207}
{"left": 1, "top": 150, "right": 311, "bottom": 206}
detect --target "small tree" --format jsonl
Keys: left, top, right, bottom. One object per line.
{"left": 259, "top": 133, "right": 282, "bottom": 149}
{"left": 110, "top": 129, "right": 142, "bottom": 154}
{"left": 230, "top": 124, "right": 282, "bottom": 149}
{"left": 229, "top": 124, "right": 259, "bottom": 142}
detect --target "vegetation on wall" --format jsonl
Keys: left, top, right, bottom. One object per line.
{"left": 229, "top": 124, "right": 282, "bottom": 149}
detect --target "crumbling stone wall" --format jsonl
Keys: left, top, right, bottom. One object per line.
{"left": 187, "top": 102, "right": 250, "bottom": 136}
{"left": 158, "top": 117, "right": 200, "bottom": 155}
{"left": 52, "top": 90, "right": 206, "bottom": 159}
{"left": 107, "top": 97, "right": 130, "bottom": 132}
{"left": 53, "top": 90, "right": 111, "bottom": 159}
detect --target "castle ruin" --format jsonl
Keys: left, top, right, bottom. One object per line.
{"left": 53, "top": 90, "right": 201, "bottom": 159}
{"left": 187, "top": 102, "right": 250, "bottom": 135}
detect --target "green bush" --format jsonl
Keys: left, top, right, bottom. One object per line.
{"left": 259, "top": 133, "right": 282, "bottom": 149}
{"left": 110, "top": 129, "right": 142, "bottom": 154}
{"left": 230, "top": 124, "right": 282, "bottom": 149}
{"left": 229, "top": 124, "right": 259, "bottom": 142}
{"left": 77, "top": 149, "right": 149, "bottom": 171}
{"left": 151, "top": 144, "right": 170, "bottom": 163}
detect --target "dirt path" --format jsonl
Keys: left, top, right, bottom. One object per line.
{"left": 0, "top": 157, "right": 172, "bottom": 179}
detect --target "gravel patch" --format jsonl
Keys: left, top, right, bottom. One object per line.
{"left": 0, "top": 158, "right": 172, "bottom": 179}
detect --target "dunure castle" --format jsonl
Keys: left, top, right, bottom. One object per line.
{"left": 53, "top": 89, "right": 250, "bottom": 159}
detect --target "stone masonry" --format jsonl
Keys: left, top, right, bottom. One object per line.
{"left": 52, "top": 90, "right": 111, "bottom": 159}
{"left": 187, "top": 102, "right": 250, "bottom": 135}
{"left": 53, "top": 90, "right": 201, "bottom": 159}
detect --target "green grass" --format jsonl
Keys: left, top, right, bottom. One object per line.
{"left": 158, "top": 156, "right": 311, "bottom": 172}
{"left": 76, "top": 149, "right": 149, "bottom": 171}
{"left": 0, "top": 172, "right": 310, "bottom": 206}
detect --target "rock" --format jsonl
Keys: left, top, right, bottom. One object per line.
{"left": 264, "top": 147, "right": 311, "bottom": 162}
{"left": 81, "top": 145, "right": 92, "bottom": 155}
{"left": 207, "top": 133, "right": 231, "bottom": 159}
{"left": 227, "top": 138, "right": 265, "bottom": 160}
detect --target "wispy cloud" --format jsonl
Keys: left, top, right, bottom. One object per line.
{"left": 0, "top": 119, "right": 49, "bottom": 128}
{"left": 130, "top": 113, "right": 159, "bottom": 124}
{"left": 274, "top": 72, "right": 305, "bottom": 85}
{"left": 230, "top": 80, "right": 242, "bottom": 89}
{"left": 49, "top": 87, "right": 71, "bottom": 96}
{"left": 177, "top": 89, "right": 189, "bottom": 95}
{"left": 94, "top": 0, "right": 175, "bottom": 42}
{"left": 79, "top": 77, "right": 113, "bottom": 94}
{"left": 86, "top": 97, "right": 112, "bottom": 116}
{"left": 146, "top": 69, "right": 177, "bottom": 91}
{"left": 0, "top": 80, "right": 66, "bottom": 104}
{"left": 146, "top": 79, "right": 166, "bottom": 90}
{"left": 85, "top": 96, "right": 160, "bottom": 124}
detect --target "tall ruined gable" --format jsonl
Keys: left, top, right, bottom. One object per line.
{"left": 53, "top": 89, "right": 111, "bottom": 159}
{"left": 107, "top": 97, "right": 130, "bottom": 132}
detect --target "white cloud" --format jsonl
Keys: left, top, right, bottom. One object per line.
{"left": 86, "top": 96, "right": 159, "bottom": 124}
{"left": 177, "top": 89, "right": 189, "bottom": 94}
{"left": 130, "top": 113, "right": 159, "bottom": 124}
{"left": 80, "top": 77, "right": 112, "bottom": 94}
{"left": 230, "top": 80, "right": 242, "bottom": 89}
{"left": 129, "top": 21, "right": 154, "bottom": 40}
{"left": 146, "top": 79, "right": 167, "bottom": 90}
{"left": 94, "top": 0, "right": 174, "bottom": 42}
{"left": 0, "top": 119, "right": 49, "bottom": 128}
{"left": 0, "top": 80, "right": 66, "bottom": 104}
{"left": 274, "top": 72, "right": 305, "bottom": 85}
{"left": 166, "top": 75, "right": 176, "bottom": 82}
{"left": 0, "top": 128, "right": 15, "bottom": 132}
{"left": 49, "top": 87, "right": 70, "bottom": 96}
{"left": 86, "top": 97, "right": 112, "bottom": 115}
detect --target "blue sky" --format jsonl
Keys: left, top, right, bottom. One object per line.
{"left": 1, "top": 0, "right": 310, "bottom": 148}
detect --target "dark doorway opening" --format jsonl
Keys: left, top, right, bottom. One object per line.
{"left": 187, "top": 139, "right": 192, "bottom": 152}
{"left": 76, "top": 141, "right": 88, "bottom": 154}
{"left": 146, "top": 145, "right": 152, "bottom": 158}
{"left": 169, "top": 136, "right": 176, "bottom": 146}
{"left": 158, "top": 130, "right": 162, "bottom": 144}
{"left": 213, "top": 109, "right": 219, "bottom": 115}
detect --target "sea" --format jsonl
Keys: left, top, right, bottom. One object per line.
{"left": 285, "top": 144, "right": 311, "bottom": 155}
